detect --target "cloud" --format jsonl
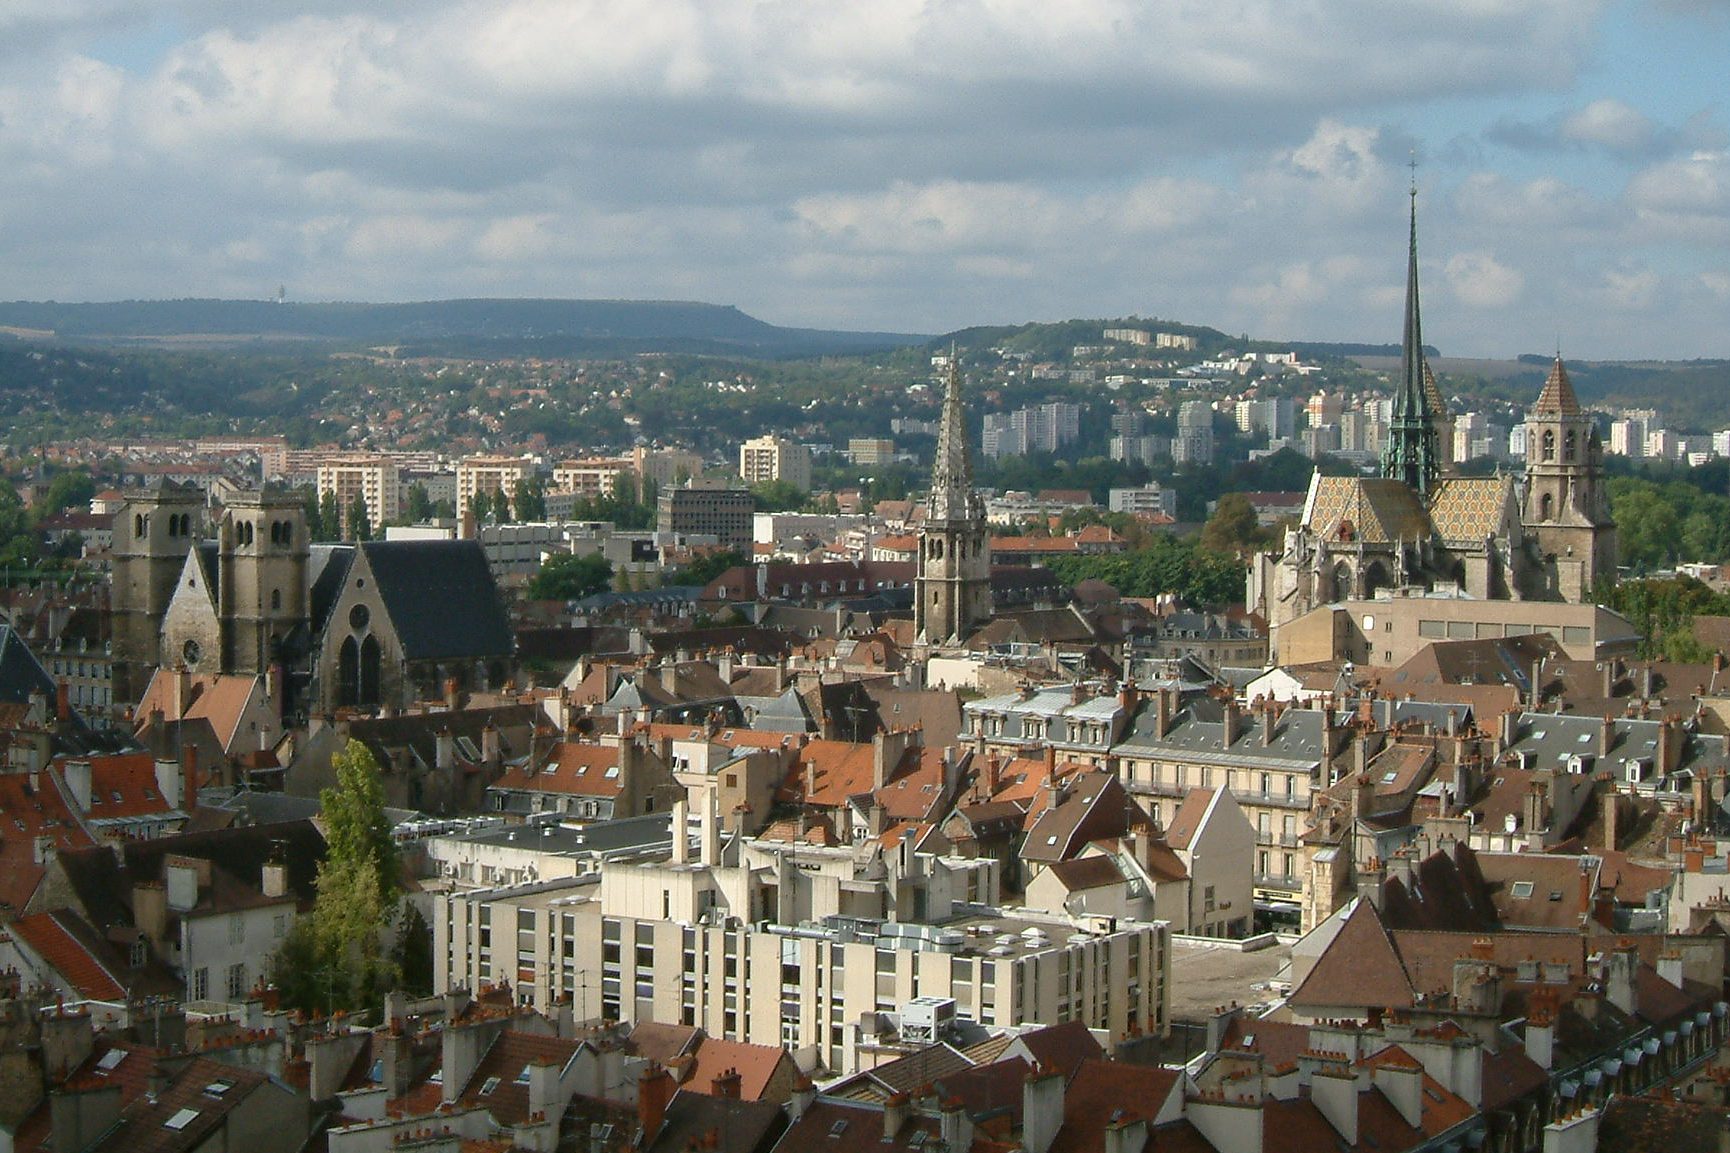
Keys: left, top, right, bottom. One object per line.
{"left": 0, "top": 0, "right": 1726, "bottom": 358}
{"left": 1444, "top": 251, "right": 1524, "bottom": 308}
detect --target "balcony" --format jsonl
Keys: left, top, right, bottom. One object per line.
{"left": 1126, "top": 780, "right": 1189, "bottom": 798}
{"left": 1254, "top": 873, "right": 1301, "bottom": 891}
{"left": 1232, "top": 790, "right": 1309, "bottom": 809}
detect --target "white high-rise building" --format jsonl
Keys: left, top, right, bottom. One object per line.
{"left": 738, "top": 435, "right": 812, "bottom": 492}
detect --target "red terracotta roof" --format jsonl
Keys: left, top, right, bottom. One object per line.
{"left": 0, "top": 772, "right": 96, "bottom": 914}
{"left": 1290, "top": 901, "right": 1415, "bottom": 1011}
{"left": 7, "top": 910, "right": 126, "bottom": 1001}
{"left": 679, "top": 1036, "right": 790, "bottom": 1102}
{"left": 491, "top": 742, "right": 623, "bottom": 796}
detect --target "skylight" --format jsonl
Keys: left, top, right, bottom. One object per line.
{"left": 481, "top": 1076, "right": 501, "bottom": 1094}
{"left": 164, "top": 1108, "right": 201, "bottom": 1131}
{"left": 1511, "top": 881, "right": 1535, "bottom": 899}
{"left": 95, "top": 1049, "right": 126, "bottom": 1072}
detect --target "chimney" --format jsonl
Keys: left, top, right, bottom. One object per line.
{"left": 1599, "top": 714, "right": 1615, "bottom": 759}
{"left": 883, "top": 1091, "right": 910, "bottom": 1141}
{"left": 181, "top": 743, "right": 199, "bottom": 808}
{"left": 940, "top": 1099, "right": 975, "bottom": 1153}
{"left": 482, "top": 723, "right": 501, "bottom": 769}
{"left": 1372, "top": 1059, "right": 1424, "bottom": 1130}
{"left": 445, "top": 677, "right": 461, "bottom": 710}
{"left": 661, "top": 659, "right": 679, "bottom": 697}
{"left": 436, "top": 728, "right": 455, "bottom": 771}
{"left": 1604, "top": 946, "right": 1639, "bottom": 1016}
{"left": 1156, "top": 688, "right": 1174, "bottom": 739}
{"left": 62, "top": 759, "right": 92, "bottom": 812}
{"left": 1102, "top": 1115, "right": 1149, "bottom": 1153}
{"left": 671, "top": 796, "right": 691, "bottom": 864}
{"left": 1642, "top": 664, "right": 1656, "bottom": 700}
{"left": 1445, "top": 708, "right": 1459, "bottom": 738}
{"left": 528, "top": 1057, "right": 564, "bottom": 1119}
{"left": 175, "top": 666, "right": 192, "bottom": 720}
{"left": 1222, "top": 698, "right": 1240, "bottom": 748}
{"left": 711, "top": 1067, "right": 741, "bottom": 1099}
{"left": 1541, "top": 1107, "right": 1602, "bottom": 1153}
{"left": 1602, "top": 661, "right": 1615, "bottom": 699}
{"left": 701, "top": 787, "right": 720, "bottom": 867}
{"left": 1524, "top": 784, "right": 1545, "bottom": 840}
{"left": 638, "top": 1064, "right": 675, "bottom": 1143}
{"left": 1021, "top": 1069, "right": 1064, "bottom": 1153}
{"left": 1660, "top": 716, "right": 1684, "bottom": 776}
{"left": 789, "top": 1077, "right": 818, "bottom": 1121}
{"left": 1526, "top": 1009, "right": 1555, "bottom": 1070}
{"left": 1657, "top": 951, "right": 1685, "bottom": 990}
{"left": 1310, "top": 1067, "right": 1358, "bottom": 1146}
{"left": 1262, "top": 701, "right": 1276, "bottom": 746}
{"left": 55, "top": 680, "right": 70, "bottom": 724}
{"left": 262, "top": 857, "right": 288, "bottom": 900}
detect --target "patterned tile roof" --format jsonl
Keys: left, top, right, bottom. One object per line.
{"left": 1302, "top": 476, "right": 1431, "bottom": 545}
{"left": 1427, "top": 476, "right": 1518, "bottom": 545}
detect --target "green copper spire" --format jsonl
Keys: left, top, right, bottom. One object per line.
{"left": 1381, "top": 173, "right": 1442, "bottom": 498}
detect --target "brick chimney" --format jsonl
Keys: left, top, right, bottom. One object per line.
{"left": 710, "top": 1067, "right": 741, "bottom": 1099}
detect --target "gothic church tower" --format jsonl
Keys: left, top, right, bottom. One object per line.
{"left": 1522, "top": 357, "right": 1615, "bottom": 601}
{"left": 916, "top": 357, "right": 992, "bottom": 644}
{"left": 111, "top": 483, "right": 205, "bottom": 703}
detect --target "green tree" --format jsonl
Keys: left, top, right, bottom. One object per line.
{"left": 750, "top": 478, "right": 807, "bottom": 512}
{"left": 271, "top": 740, "right": 401, "bottom": 1014}
{"left": 392, "top": 905, "right": 435, "bottom": 997}
{"left": 1200, "top": 492, "right": 1264, "bottom": 554}
{"left": 679, "top": 548, "right": 747, "bottom": 587}
{"left": 513, "top": 477, "right": 547, "bottom": 522}
{"left": 317, "top": 489, "right": 343, "bottom": 543}
{"left": 32, "top": 470, "right": 95, "bottom": 522}
{"left": 528, "top": 552, "right": 614, "bottom": 600}
{"left": 404, "top": 482, "right": 433, "bottom": 524}
{"left": 347, "top": 492, "right": 373, "bottom": 541}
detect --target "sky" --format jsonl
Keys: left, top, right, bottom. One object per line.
{"left": 1, "top": 0, "right": 1726, "bottom": 359}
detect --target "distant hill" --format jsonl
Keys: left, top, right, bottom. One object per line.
{"left": 0, "top": 298, "right": 928, "bottom": 359}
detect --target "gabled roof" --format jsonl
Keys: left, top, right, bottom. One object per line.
{"left": 649, "top": 1090, "right": 786, "bottom": 1153}
{"left": 135, "top": 671, "right": 264, "bottom": 755}
{"left": 1022, "top": 772, "right": 1144, "bottom": 864}
{"left": 1427, "top": 475, "right": 1519, "bottom": 545}
{"left": 7, "top": 909, "right": 127, "bottom": 1001}
{"left": 1048, "top": 1059, "right": 1181, "bottom": 1153}
{"left": 0, "top": 623, "right": 56, "bottom": 704}
{"left": 1289, "top": 900, "right": 1414, "bottom": 1011}
{"left": 0, "top": 771, "right": 96, "bottom": 915}
{"left": 357, "top": 540, "right": 513, "bottom": 661}
{"left": 680, "top": 1035, "right": 792, "bottom": 1102}
{"left": 491, "top": 742, "right": 624, "bottom": 797}
{"left": 455, "top": 1030, "right": 581, "bottom": 1127}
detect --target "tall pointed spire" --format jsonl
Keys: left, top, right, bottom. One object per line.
{"left": 927, "top": 350, "right": 979, "bottom": 523}
{"left": 1381, "top": 170, "right": 1442, "bottom": 498}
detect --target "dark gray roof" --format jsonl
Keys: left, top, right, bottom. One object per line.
{"left": 361, "top": 540, "right": 513, "bottom": 661}
{"left": 0, "top": 624, "right": 56, "bottom": 704}
{"left": 1115, "top": 699, "right": 1330, "bottom": 766}
{"left": 309, "top": 544, "right": 356, "bottom": 634}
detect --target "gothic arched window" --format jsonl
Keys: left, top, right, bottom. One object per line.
{"left": 1541, "top": 430, "right": 1555, "bottom": 462}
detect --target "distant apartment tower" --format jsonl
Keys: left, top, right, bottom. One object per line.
{"left": 1102, "top": 327, "right": 1150, "bottom": 345}
{"left": 552, "top": 457, "right": 633, "bottom": 499}
{"left": 1172, "top": 400, "right": 1215, "bottom": 465}
{"left": 657, "top": 477, "right": 754, "bottom": 550}
{"left": 1155, "top": 332, "right": 1197, "bottom": 351}
{"left": 316, "top": 456, "right": 401, "bottom": 535}
{"left": 456, "top": 455, "right": 536, "bottom": 523}
{"left": 1610, "top": 417, "right": 1648, "bottom": 458}
{"left": 1109, "top": 484, "right": 1178, "bottom": 517}
{"left": 738, "top": 435, "right": 812, "bottom": 492}
{"left": 847, "top": 438, "right": 896, "bottom": 466}
{"left": 982, "top": 401, "right": 1081, "bottom": 460}
{"left": 1111, "top": 433, "right": 1172, "bottom": 466}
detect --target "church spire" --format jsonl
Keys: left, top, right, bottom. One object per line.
{"left": 1381, "top": 172, "right": 1443, "bottom": 498}
{"left": 927, "top": 350, "right": 978, "bottom": 523}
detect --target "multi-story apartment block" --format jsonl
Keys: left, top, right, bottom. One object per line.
{"left": 551, "top": 457, "right": 634, "bottom": 499}
{"left": 1107, "top": 484, "right": 1178, "bottom": 518}
{"left": 435, "top": 799, "right": 1170, "bottom": 1074}
{"left": 656, "top": 478, "right": 754, "bottom": 550}
{"left": 316, "top": 455, "right": 401, "bottom": 534}
{"left": 1102, "top": 327, "right": 1150, "bottom": 345}
{"left": 847, "top": 438, "right": 896, "bottom": 466}
{"left": 1154, "top": 332, "right": 1197, "bottom": 351}
{"left": 961, "top": 686, "right": 1135, "bottom": 770}
{"left": 1113, "top": 692, "right": 1337, "bottom": 912}
{"left": 981, "top": 403, "right": 1081, "bottom": 460}
{"left": 1172, "top": 400, "right": 1214, "bottom": 465}
{"left": 738, "top": 435, "right": 812, "bottom": 493}
{"left": 457, "top": 455, "right": 536, "bottom": 522}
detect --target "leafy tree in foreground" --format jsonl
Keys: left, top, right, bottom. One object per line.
{"left": 271, "top": 739, "right": 401, "bottom": 1014}
{"left": 528, "top": 551, "right": 614, "bottom": 600}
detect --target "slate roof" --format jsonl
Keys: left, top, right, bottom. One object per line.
{"left": 86, "top": 1056, "right": 276, "bottom": 1153}
{"left": 0, "top": 623, "right": 57, "bottom": 704}
{"left": 360, "top": 540, "right": 513, "bottom": 661}
{"left": 649, "top": 1090, "right": 786, "bottom": 1153}
{"left": 454, "top": 1030, "right": 581, "bottom": 1127}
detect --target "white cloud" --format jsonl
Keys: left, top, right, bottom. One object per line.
{"left": 1560, "top": 99, "right": 1659, "bottom": 154}
{"left": 1444, "top": 251, "right": 1524, "bottom": 308}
